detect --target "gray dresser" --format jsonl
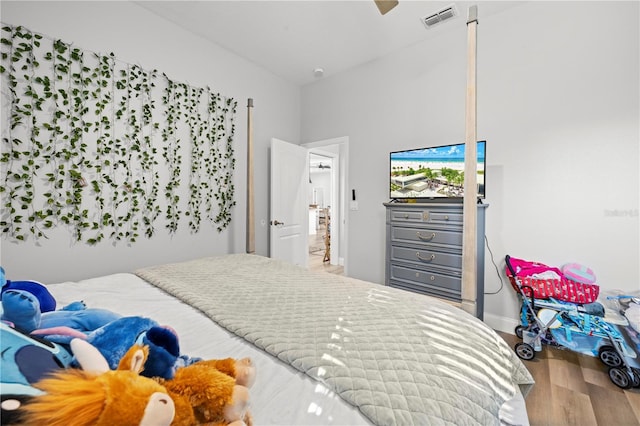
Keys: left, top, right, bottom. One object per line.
{"left": 384, "top": 202, "right": 488, "bottom": 319}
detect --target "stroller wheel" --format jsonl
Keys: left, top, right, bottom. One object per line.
{"left": 631, "top": 368, "right": 640, "bottom": 388}
{"left": 515, "top": 342, "right": 535, "bottom": 360}
{"left": 514, "top": 325, "right": 524, "bottom": 339}
{"left": 599, "top": 346, "right": 623, "bottom": 367}
{"left": 608, "top": 367, "right": 632, "bottom": 389}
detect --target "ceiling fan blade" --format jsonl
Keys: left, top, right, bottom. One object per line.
{"left": 374, "top": 0, "right": 399, "bottom": 15}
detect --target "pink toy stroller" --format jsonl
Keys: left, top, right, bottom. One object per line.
{"left": 505, "top": 255, "right": 640, "bottom": 389}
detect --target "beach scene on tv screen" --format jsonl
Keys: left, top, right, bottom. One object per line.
{"left": 390, "top": 142, "right": 485, "bottom": 199}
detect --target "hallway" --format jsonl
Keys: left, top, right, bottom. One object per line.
{"left": 308, "top": 220, "right": 343, "bottom": 275}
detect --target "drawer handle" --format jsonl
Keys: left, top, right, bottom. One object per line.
{"left": 416, "top": 231, "right": 436, "bottom": 241}
{"left": 416, "top": 252, "right": 436, "bottom": 262}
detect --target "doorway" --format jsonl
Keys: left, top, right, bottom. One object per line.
{"left": 308, "top": 153, "right": 332, "bottom": 264}
{"left": 303, "top": 137, "right": 348, "bottom": 275}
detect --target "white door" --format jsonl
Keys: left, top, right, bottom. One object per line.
{"left": 270, "top": 138, "right": 308, "bottom": 266}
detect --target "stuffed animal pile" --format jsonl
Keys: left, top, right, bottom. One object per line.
{"left": 0, "top": 268, "right": 256, "bottom": 425}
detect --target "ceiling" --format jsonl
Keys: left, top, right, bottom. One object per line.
{"left": 136, "top": 1, "right": 523, "bottom": 86}
{"left": 310, "top": 153, "right": 332, "bottom": 171}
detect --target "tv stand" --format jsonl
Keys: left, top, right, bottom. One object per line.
{"left": 384, "top": 202, "right": 488, "bottom": 320}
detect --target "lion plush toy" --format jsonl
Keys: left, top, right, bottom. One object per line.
{"left": 19, "top": 339, "right": 256, "bottom": 426}
{"left": 157, "top": 357, "right": 255, "bottom": 426}
{"left": 18, "top": 340, "right": 175, "bottom": 426}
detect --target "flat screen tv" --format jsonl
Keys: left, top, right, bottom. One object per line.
{"left": 390, "top": 141, "right": 486, "bottom": 201}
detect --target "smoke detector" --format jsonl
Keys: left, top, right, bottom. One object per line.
{"left": 421, "top": 4, "right": 458, "bottom": 29}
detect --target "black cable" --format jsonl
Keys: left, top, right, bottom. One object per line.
{"left": 483, "top": 234, "right": 504, "bottom": 295}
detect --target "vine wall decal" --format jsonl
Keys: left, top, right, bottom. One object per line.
{"left": 0, "top": 24, "right": 237, "bottom": 244}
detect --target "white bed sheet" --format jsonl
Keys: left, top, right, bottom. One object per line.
{"left": 49, "top": 273, "right": 371, "bottom": 426}
{"left": 48, "top": 272, "right": 529, "bottom": 426}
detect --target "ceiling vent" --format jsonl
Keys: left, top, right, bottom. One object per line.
{"left": 421, "top": 4, "right": 458, "bottom": 29}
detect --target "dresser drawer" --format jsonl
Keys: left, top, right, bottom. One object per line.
{"left": 428, "top": 211, "right": 463, "bottom": 224}
{"left": 391, "top": 226, "right": 462, "bottom": 248}
{"left": 388, "top": 207, "right": 463, "bottom": 226}
{"left": 390, "top": 246, "right": 462, "bottom": 270}
{"left": 389, "top": 264, "right": 461, "bottom": 296}
{"left": 389, "top": 209, "right": 428, "bottom": 223}
{"left": 389, "top": 280, "right": 461, "bottom": 302}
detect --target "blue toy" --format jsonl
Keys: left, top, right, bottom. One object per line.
{"left": 1, "top": 283, "right": 121, "bottom": 333}
{"left": 0, "top": 269, "right": 199, "bottom": 380}
{"left": 1, "top": 280, "right": 57, "bottom": 313}
{"left": 1, "top": 279, "right": 58, "bottom": 332}
{"left": 0, "top": 268, "right": 202, "bottom": 423}
{"left": 0, "top": 322, "right": 74, "bottom": 423}
{"left": 38, "top": 316, "right": 196, "bottom": 380}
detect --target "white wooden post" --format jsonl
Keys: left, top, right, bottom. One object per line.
{"left": 246, "top": 98, "right": 255, "bottom": 254}
{"left": 461, "top": 6, "right": 478, "bottom": 316}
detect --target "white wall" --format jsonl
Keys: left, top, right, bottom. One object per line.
{"left": 2, "top": 2, "right": 638, "bottom": 330}
{"left": 309, "top": 171, "right": 331, "bottom": 208}
{"left": 0, "top": 1, "right": 300, "bottom": 282}
{"left": 301, "top": 1, "right": 639, "bottom": 330}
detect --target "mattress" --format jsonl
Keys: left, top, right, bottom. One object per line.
{"left": 44, "top": 255, "right": 532, "bottom": 425}
{"left": 47, "top": 272, "right": 367, "bottom": 425}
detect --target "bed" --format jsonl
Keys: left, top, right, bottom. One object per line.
{"left": 46, "top": 253, "right": 534, "bottom": 426}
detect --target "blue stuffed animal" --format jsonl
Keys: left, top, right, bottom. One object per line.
{"left": 39, "top": 316, "right": 198, "bottom": 379}
{"left": 0, "top": 322, "right": 74, "bottom": 423}
{"left": 1, "top": 278, "right": 57, "bottom": 332}
{"left": 0, "top": 268, "right": 199, "bottom": 380}
{"left": 1, "top": 278, "right": 120, "bottom": 333}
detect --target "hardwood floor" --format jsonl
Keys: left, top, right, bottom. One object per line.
{"left": 308, "top": 222, "right": 344, "bottom": 275}
{"left": 308, "top": 251, "right": 344, "bottom": 275}
{"left": 497, "top": 331, "right": 640, "bottom": 425}
{"left": 307, "top": 224, "right": 639, "bottom": 424}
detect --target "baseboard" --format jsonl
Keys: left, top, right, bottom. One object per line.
{"left": 484, "top": 312, "right": 519, "bottom": 335}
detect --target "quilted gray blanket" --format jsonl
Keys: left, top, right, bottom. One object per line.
{"left": 135, "top": 254, "right": 534, "bottom": 426}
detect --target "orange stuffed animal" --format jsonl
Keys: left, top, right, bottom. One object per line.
{"left": 19, "top": 339, "right": 256, "bottom": 426}
{"left": 157, "top": 357, "right": 255, "bottom": 426}
{"left": 19, "top": 340, "right": 175, "bottom": 426}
